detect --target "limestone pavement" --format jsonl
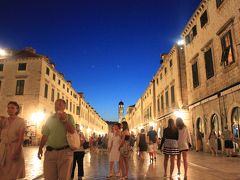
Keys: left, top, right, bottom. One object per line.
{"left": 23, "top": 147, "right": 240, "bottom": 180}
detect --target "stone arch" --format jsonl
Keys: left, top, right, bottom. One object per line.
{"left": 227, "top": 102, "right": 240, "bottom": 128}
{"left": 210, "top": 113, "right": 221, "bottom": 135}
{"left": 231, "top": 107, "right": 240, "bottom": 139}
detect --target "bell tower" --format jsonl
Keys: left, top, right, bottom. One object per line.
{"left": 118, "top": 100, "right": 124, "bottom": 122}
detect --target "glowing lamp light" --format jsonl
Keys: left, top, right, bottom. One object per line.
{"left": 31, "top": 111, "right": 45, "bottom": 124}
{"left": 80, "top": 125, "right": 83, "bottom": 131}
{"left": 149, "top": 121, "right": 156, "bottom": 128}
{"left": 177, "top": 39, "right": 185, "bottom": 46}
{"left": 87, "top": 128, "right": 91, "bottom": 134}
{"left": 0, "top": 48, "right": 7, "bottom": 56}
{"left": 174, "top": 110, "right": 184, "bottom": 119}
{"left": 138, "top": 126, "right": 144, "bottom": 131}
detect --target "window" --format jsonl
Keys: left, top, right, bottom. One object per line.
{"left": 66, "top": 99, "right": 68, "bottom": 110}
{"left": 149, "top": 106, "right": 152, "bottom": 118}
{"left": 169, "top": 59, "right": 172, "bottom": 67}
{"left": 200, "top": 10, "right": 208, "bottom": 28}
{"left": 57, "top": 92, "right": 60, "bottom": 99}
{"left": 192, "top": 62, "right": 200, "bottom": 88}
{"left": 161, "top": 95, "right": 164, "bottom": 110}
{"left": 58, "top": 80, "right": 61, "bottom": 85}
{"left": 63, "top": 84, "right": 65, "bottom": 89}
{"left": 16, "top": 80, "right": 25, "bottom": 95}
{"left": 73, "top": 104, "right": 75, "bottom": 114}
{"left": 46, "top": 67, "right": 50, "bottom": 75}
{"left": 53, "top": 74, "right": 56, "bottom": 81}
{"left": 0, "top": 80, "right": 2, "bottom": 91}
{"left": 71, "top": 91, "right": 72, "bottom": 96}
{"left": 70, "top": 102, "right": 72, "bottom": 112}
{"left": 171, "top": 85, "right": 175, "bottom": 103}
{"left": 165, "top": 91, "right": 169, "bottom": 107}
{"left": 44, "top": 84, "right": 48, "bottom": 98}
{"left": 192, "top": 25, "right": 197, "bottom": 37}
{"left": 160, "top": 73, "right": 162, "bottom": 80}
{"left": 185, "top": 25, "right": 197, "bottom": 45}
{"left": 0, "top": 64, "right": 3, "bottom": 71}
{"left": 67, "top": 88, "right": 69, "bottom": 93}
{"left": 76, "top": 106, "right": 80, "bottom": 115}
{"left": 51, "top": 88, "right": 55, "bottom": 102}
{"left": 18, "top": 63, "right": 27, "bottom": 71}
{"left": 216, "top": 0, "right": 224, "bottom": 8}
{"left": 164, "top": 67, "right": 167, "bottom": 74}
{"left": 204, "top": 48, "right": 214, "bottom": 79}
{"left": 185, "top": 35, "right": 190, "bottom": 45}
{"left": 157, "top": 98, "right": 160, "bottom": 112}
{"left": 221, "top": 30, "right": 235, "bottom": 66}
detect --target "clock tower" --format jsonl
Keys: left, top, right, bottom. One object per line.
{"left": 118, "top": 100, "right": 124, "bottom": 122}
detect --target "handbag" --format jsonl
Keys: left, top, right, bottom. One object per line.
{"left": 120, "top": 142, "right": 131, "bottom": 157}
{"left": 66, "top": 131, "right": 80, "bottom": 150}
{"left": 83, "top": 141, "right": 89, "bottom": 149}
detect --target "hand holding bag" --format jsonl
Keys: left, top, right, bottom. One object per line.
{"left": 66, "top": 131, "right": 80, "bottom": 150}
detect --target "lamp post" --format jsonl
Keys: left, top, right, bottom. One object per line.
{"left": 31, "top": 111, "right": 46, "bottom": 145}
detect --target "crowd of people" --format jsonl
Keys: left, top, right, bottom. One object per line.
{"left": 0, "top": 99, "right": 239, "bottom": 180}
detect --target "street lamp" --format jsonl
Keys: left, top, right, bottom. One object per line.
{"left": 0, "top": 48, "right": 7, "bottom": 56}
{"left": 174, "top": 110, "right": 184, "bottom": 119}
{"left": 31, "top": 111, "right": 46, "bottom": 124}
{"left": 177, "top": 39, "right": 185, "bottom": 46}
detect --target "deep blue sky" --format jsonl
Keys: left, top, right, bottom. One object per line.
{"left": 0, "top": 0, "right": 199, "bottom": 121}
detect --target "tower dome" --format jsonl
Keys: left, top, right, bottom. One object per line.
{"left": 119, "top": 101, "right": 124, "bottom": 106}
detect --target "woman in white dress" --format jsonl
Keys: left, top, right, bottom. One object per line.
{"left": 107, "top": 123, "right": 121, "bottom": 178}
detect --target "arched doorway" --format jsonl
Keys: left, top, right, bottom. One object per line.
{"left": 196, "top": 118, "right": 204, "bottom": 135}
{"left": 211, "top": 114, "right": 220, "bottom": 134}
{"left": 196, "top": 118, "right": 204, "bottom": 151}
{"left": 231, "top": 107, "right": 240, "bottom": 139}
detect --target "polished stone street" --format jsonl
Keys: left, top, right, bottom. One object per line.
{"left": 23, "top": 147, "right": 240, "bottom": 180}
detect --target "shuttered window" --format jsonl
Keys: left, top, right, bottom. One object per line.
{"left": 171, "top": 85, "right": 175, "bottom": 103}
{"left": 204, "top": 48, "right": 214, "bottom": 79}
{"left": 221, "top": 30, "right": 235, "bottom": 66}
{"left": 16, "top": 80, "right": 25, "bottom": 95}
{"left": 200, "top": 10, "right": 208, "bottom": 28}
{"left": 216, "top": 0, "right": 224, "bottom": 8}
{"left": 192, "top": 62, "right": 199, "bottom": 88}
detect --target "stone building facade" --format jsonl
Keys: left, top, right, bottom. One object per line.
{"left": 182, "top": 0, "right": 240, "bottom": 151}
{"left": 0, "top": 48, "right": 108, "bottom": 143}
{"left": 126, "top": 44, "right": 189, "bottom": 138}
{"left": 125, "top": 0, "right": 240, "bottom": 152}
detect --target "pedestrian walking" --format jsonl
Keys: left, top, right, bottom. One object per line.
{"left": 0, "top": 101, "right": 26, "bottom": 179}
{"left": 160, "top": 118, "right": 179, "bottom": 179}
{"left": 129, "top": 131, "right": 136, "bottom": 151}
{"left": 37, "top": 99, "right": 75, "bottom": 180}
{"left": 119, "top": 121, "right": 131, "bottom": 180}
{"left": 136, "top": 128, "right": 148, "bottom": 161}
{"left": 208, "top": 128, "right": 218, "bottom": 156}
{"left": 71, "top": 124, "right": 86, "bottom": 180}
{"left": 107, "top": 123, "right": 121, "bottom": 178}
{"left": 221, "top": 126, "right": 234, "bottom": 157}
{"left": 147, "top": 126, "right": 158, "bottom": 161}
{"left": 176, "top": 117, "right": 192, "bottom": 180}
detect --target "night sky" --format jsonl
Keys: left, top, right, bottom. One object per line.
{"left": 0, "top": 0, "right": 200, "bottom": 121}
